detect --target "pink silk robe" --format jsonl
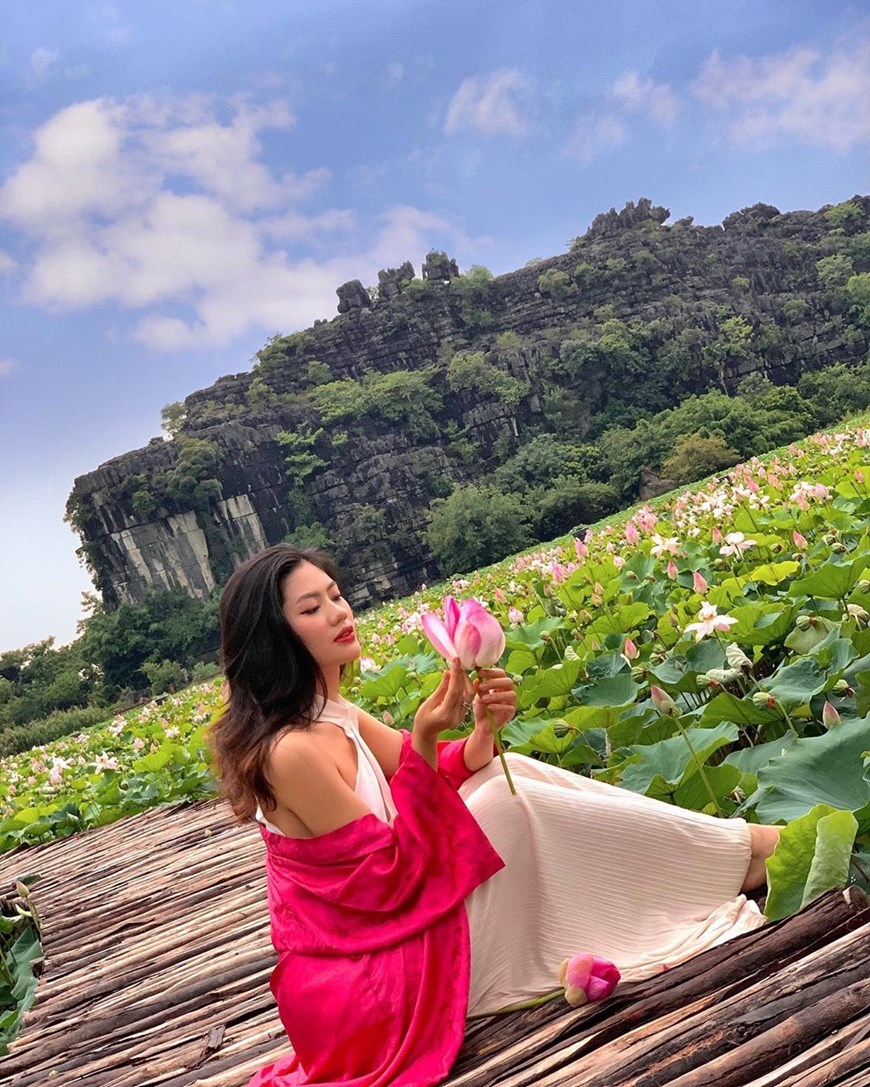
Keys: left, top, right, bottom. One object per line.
{"left": 248, "top": 733, "right": 504, "bottom": 1087}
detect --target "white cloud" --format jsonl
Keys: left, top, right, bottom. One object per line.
{"left": 564, "top": 71, "right": 679, "bottom": 163}
{"left": 444, "top": 69, "right": 533, "bottom": 137}
{"left": 563, "top": 114, "right": 627, "bottom": 164}
{"left": 385, "top": 62, "right": 404, "bottom": 88}
{"left": 612, "top": 72, "right": 681, "bottom": 126}
{"left": 0, "top": 92, "right": 477, "bottom": 352}
{"left": 693, "top": 40, "right": 870, "bottom": 152}
{"left": 0, "top": 357, "right": 19, "bottom": 376}
{"left": 264, "top": 208, "right": 356, "bottom": 241}
{"left": 86, "top": 2, "right": 131, "bottom": 45}
{"left": 30, "top": 47, "right": 59, "bottom": 81}
{"left": 0, "top": 250, "right": 16, "bottom": 275}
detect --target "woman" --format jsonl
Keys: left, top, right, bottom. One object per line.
{"left": 211, "top": 544, "right": 779, "bottom": 1087}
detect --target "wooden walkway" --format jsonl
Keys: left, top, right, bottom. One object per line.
{"left": 1, "top": 798, "right": 869, "bottom": 1087}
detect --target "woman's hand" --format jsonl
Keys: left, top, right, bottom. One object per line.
{"left": 462, "top": 668, "right": 517, "bottom": 774}
{"left": 472, "top": 668, "right": 517, "bottom": 733}
{"left": 412, "top": 658, "right": 468, "bottom": 767}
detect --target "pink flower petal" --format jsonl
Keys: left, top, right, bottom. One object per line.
{"left": 443, "top": 596, "right": 460, "bottom": 638}
{"left": 420, "top": 613, "right": 457, "bottom": 660}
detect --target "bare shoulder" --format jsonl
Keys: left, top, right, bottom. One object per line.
{"left": 267, "top": 727, "right": 333, "bottom": 782}
{"left": 266, "top": 726, "right": 372, "bottom": 836}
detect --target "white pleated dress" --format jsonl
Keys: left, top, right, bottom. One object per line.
{"left": 257, "top": 699, "right": 765, "bottom": 1017}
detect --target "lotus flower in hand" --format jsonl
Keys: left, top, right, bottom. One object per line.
{"left": 558, "top": 953, "right": 620, "bottom": 1007}
{"left": 420, "top": 596, "right": 514, "bottom": 795}
{"left": 421, "top": 597, "right": 506, "bottom": 669}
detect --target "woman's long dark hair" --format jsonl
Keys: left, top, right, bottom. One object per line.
{"left": 210, "top": 544, "right": 339, "bottom": 821}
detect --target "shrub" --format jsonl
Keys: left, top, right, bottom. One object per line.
{"left": 662, "top": 433, "right": 741, "bottom": 484}
{"left": 426, "top": 485, "right": 534, "bottom": 574}
{"left": 0, "top": 706, "right": 110, "bottom": 758}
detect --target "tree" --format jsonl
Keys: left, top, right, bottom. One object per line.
{"left": 161, "top": 401, "right": 186, "bottom": 438}
{"left": 494, "top": 434, "right": 605, "bottom": 493}
{"left": 532, "top": 478, "right": 620, "bottom": 541}
{"left": 426, "top": 485, "right": 533, "bottom": 574}
{"left": 846, "top": 273, "right": 870, "bottom": 325}
{"left": 80, "top": 589, "right": 219, "bottom": 696}
{"left": 816, "top": 253, "right": 854, "bottom": 290}
{"left": 662, "top": 433, "right": 741, "bottom": 484}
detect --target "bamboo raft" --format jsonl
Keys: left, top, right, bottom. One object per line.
{"left": 1, "top": 798, "right": 869, "bottom": 1087}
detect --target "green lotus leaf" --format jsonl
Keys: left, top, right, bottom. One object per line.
{"left": 764, "top": 804, "right": 858, "bottom": 921}
{"left": 765, "top": 657, "right": 828, "bottom": 709}
{"left": 792, "top": 554, "right": 870, "bottom": 600}
{"left": 619, "top": 721, "right": 739, "bottom": 795}
{"left": 754, "top": 715, "right": 870, "bottom": 826}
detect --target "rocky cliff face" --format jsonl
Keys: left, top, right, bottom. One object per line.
{"left": 67, "top": 196, "right": 870, "bottom": 609}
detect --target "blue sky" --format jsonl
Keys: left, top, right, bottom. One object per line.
{"left": 1, "top": 0, "right": 868, "bottom": 651}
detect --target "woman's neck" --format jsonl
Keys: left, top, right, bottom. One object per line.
{"left": 323, "top": 666, "right": 342, "bottom": 702}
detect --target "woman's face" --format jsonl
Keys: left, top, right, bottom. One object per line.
{"left": 281, "top": 560, "right": 360, "bottom": 671}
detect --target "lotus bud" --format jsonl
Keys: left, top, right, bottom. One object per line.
{"left": 650, "top": 685, "right": 680, "bottom": 718}
{"left": 692, "top": 571, "right": 709, "bottom": 594}
{"left": 822, "top": 701, "right": 841, "bottom": 728}
{"left": 558, "top": 954, "right": 621, "bottom": 1007}
{"left": 725, "top": 643, "right": 752, "bottom": 672}
{"left": 792, "top": 530, "right": 808, "bottom": 550}
{"left": 795, "top": 615, "right": 813, "bottom": 631}
{"left": 623, "top": 637, "right": 639, "bottom": 660}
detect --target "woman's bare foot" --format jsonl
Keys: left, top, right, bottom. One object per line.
{"left": 741, "top": 824, "right": 782, "bottom": 893}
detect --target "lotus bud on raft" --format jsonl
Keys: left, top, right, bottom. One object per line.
{"left": 558, "top": 953, "right": 621, "bottom": 1007}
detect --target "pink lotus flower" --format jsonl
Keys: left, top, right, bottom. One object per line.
{"left": 650, "top": 534, "right": 680, "bottom": 557}
{"left": 623, "top": 637, "right": 638, "bottom": 660}
{"left": 685, "top": 602, "right": 739, "bottom": 641}
{"left": 421, "top": 596, "right": 514, "bottom": 796}
{"left": 692, "top": 571, "right": 709, "bottom": 594}
{"left": 666, "top": 560, "right": 679, "bottom": 580}
{"left": 421, "top": 597, "right": 506, "bottom": 669}
{"left": 508, "top": 606, "right": 524, "bottom": 625}
{"left": 792, "top": 530, "right": 808, "bottom": 550}
{"left": 624, "top": 522, "right": 639, "bottom": 545}
{"left": 574, "top": 538, "right": 588, "bottom": 559}
{"left": 719, "top": 531, "right": 756, "bottom": 557}
{"left": 558, "top": 953, "right": 620, "bottom": 1007}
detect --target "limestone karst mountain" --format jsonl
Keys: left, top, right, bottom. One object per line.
{"left": 66, "top": 196, "right": 870, "bottom": 610}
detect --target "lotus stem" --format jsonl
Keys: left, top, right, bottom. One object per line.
{"left": 671, "top": 715, "right": 724, "bottom": 817}
{"left": 477, "top": 669, "right": 517, "bottom": 796}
